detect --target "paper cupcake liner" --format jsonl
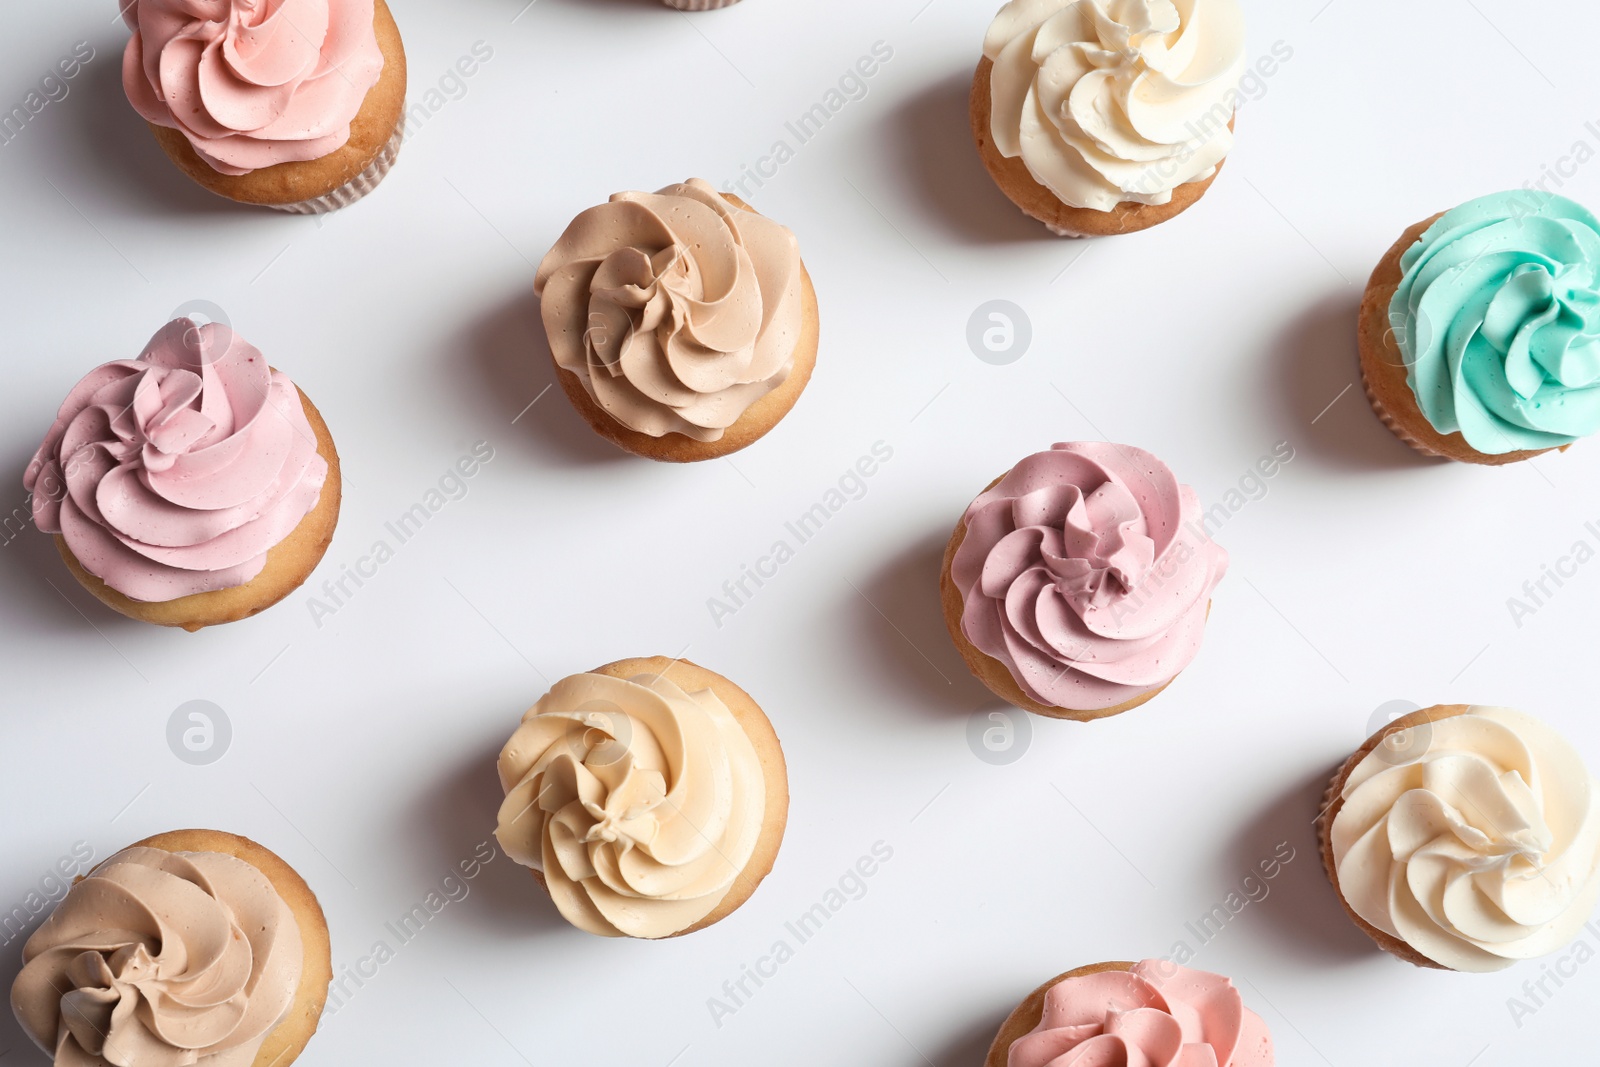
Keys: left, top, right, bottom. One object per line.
{"left": 661, "top": 0, "right": 743, "bottom": 9}
{"left": 267, "top": 125, "right": 403, "bottom": 216}
{"left": 1360, "top": 363, "right": 1442, "bottom": 459}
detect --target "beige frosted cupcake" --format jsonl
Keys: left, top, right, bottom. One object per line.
{"left": 496, "top": 657, "right": 788, "bottom": 938}
{"left": 24, "top": 318, "right": 340, "bottom": 632}
{"left": 120, "top": 0, "right": 407, "bottom": 213}
{"left": 987, "top": 960, "right": 1274, "bottom": 1066}
{"left": 534, "top": 179, "right": 818, "bottom": 461}
{"left": 11, "top": 829, "right": 331, "bottom": 1067}
{"left": 1318, "top": 704, "right": 1600, "bottom": 971}
{"left": 973, "top": 0, "right": 1246, "bottom": 236}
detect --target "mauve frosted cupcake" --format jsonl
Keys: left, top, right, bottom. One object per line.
{"left": 940, "top": 442, "right": 1227, "bottom": 720}
{"left": 119, "top": 0, "right": 407, "bottom": 213}
{"left": 985, "top": 960, "right": 1274, "bottom": 1067}
{"left": 24, "top": 318, "right": 341, "bottom": 631}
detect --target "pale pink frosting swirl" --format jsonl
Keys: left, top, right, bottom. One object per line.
{"left": 24, "top": 319, "right": 328, "bottom": 602}
{"left": 1010, "top": 961, "right": 1274, "bottom": 1067}
{"left": 952, "top": 442, "right": 1226, "bottom": 711}
{"left": 121, "top": 0, "right": 385, "bottom": 176}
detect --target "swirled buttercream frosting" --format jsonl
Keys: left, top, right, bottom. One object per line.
{"left": 983, "top": 0, "right": 1246, "bottom": 210}
{"left": 1389, "top": 190, "right": 1600, "bottom": 454}
{"left": 534, "top": 178, "right": 804, "bottom": 442}
{"left": 121, "top": 0, "right": 385, "bottom": 176}
{"left": 24, "top": 318, "right": 329, "bottom": 602}
{"left": 496, "top": 670, "right": 767, "bottom": 938}
{"left": 952, "top": 442, "right": 1226, "bottom": 711}
{"left": 1331, "top": 706, "right": 1600, "bottom": 971}
{"left": 12, "top": 846, "right": 303, "bottom": 1067}
{"left": 1010, "top": 961, "right": 1273, "bottom": 1067}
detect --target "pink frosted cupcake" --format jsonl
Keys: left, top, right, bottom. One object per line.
{"left": 939, "top": 442, "right": 1227, "bottom": 720}
{"left": 119, "top": 0, "right": 407, "bottom": 213}
{"left": 23, "top": 318, "right": 341, "bottom": 631}
{"left": 986, "top": 960, "right": 1274, "bottom": 1067}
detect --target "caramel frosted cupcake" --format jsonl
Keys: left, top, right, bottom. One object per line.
{"left": 973, "top": 0, "right": 1246, "bottom": 237}
{"left": 987, "top": 960, "right": 1273, "bottom": 1067}
{"left": 1318, "top": 705, "right": 1600, "bottom": 971}
{"left": 941, "top": 442, "right": 1227, "bottom": 720}
{"left": 11, "top": 830, "right": 331, "bottom": 1067}
{"left": 495, "top": 657, "right": 788, "bottom": 938}
{"left": 24, "top": 318, "right": 340, "bottom": 631}
{"left": 120, "top": 0, "right": 407, "bottom": 213}
{"left": 1360, "top": 190, "right": 1600, "bottom": 464}
{"left": 534, "top": 179, "right": 818, "bottom": 461}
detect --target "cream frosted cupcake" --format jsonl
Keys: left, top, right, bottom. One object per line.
{"left": 495, "top": 657, "right": 789, "bottom": 938}
{"left": 11, "top": 830, "right": 331, "bottom": 1067}
{"left": 1318, "top": 705, "right": 1600, "bottom": 971}
{"left": 24, "top": 318, "right": 341, "bottom": 632}
{"left": 986, "top": 960, "right": 1274, "bottom": 1067}
{"left": 973, "top": 0, "right": 1246, "bottom": 237}
{"left": 120, "top": 0, "right": 407, "bottom": 213}
{"left": 940, "top": 442, "right": 1227, "bottom": 720}
{"left": 1360, "top": 190, "right": 1600, "bottom": 464}
{"left": 534, "top": 179, "right": 819, "bottom": 461}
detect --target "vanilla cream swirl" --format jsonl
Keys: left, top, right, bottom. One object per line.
{"left": 534, "top": 179, "right": 804, "bottom": 442}
{"left": 983, "top": 0, "right": 1246, "bottom": 210}
{"left": 496, "top": 671, "right": 767, "bottom": 938}
{"left": 1331, "top": 707, "right": 1600, "bottom": 971}
{"left": 11, "top": 847, "right": 303, "bottom": 1066}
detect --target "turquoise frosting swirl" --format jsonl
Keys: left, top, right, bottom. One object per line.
{"left": 1389, "top": 190, "right": 1600, "bottom": 454}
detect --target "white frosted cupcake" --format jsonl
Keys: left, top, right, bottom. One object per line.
{"left": 1318, "top": 705, "right": 1600, "bottom": 971}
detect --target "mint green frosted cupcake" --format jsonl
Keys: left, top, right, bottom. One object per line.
{"left": 1358, "top": 190, "right": 1600, "bottom": 465}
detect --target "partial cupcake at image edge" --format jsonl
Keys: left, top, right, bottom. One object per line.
{"left": 940, "top": 442, "right": 1228, "bottom": 721}
{"left": 661, "top": 0, "right": 744, "bottom": 8}
{"left": 1318, "top": 704, "right": 1600, "bottom": 971}
{"left": 495, "top": 657, "right": 789, "bottom": 938}
{"left": 972, "top": 0, "right": 1251, "bottom": 237}
{"left": 24, "top": 317, "right": 341, "bottom": 632}
{"left": 120, "top": 0, "right": 407, "bottom": 213}
{"left": 10, "top": 829, "right": 332, "bottom": 1067}
{"left": 986, "top": 959, "right": 1274, "bottom": 1066}
{"left": 533, "top": 178, "right": 819, "bottom": 461}
{"left": 1359, "top": 190, "right": 1600, "bottom": 464}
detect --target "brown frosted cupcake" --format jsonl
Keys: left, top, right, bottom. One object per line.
{"left": 973, "top": 0, "right": 1248, "bottom": 237}
{"left": 11, "top": 829, "right": 331, "bottom": 1067}
{"left": 1318, "top": 704, "right": 1600, "bottom": 972}
{"left": 24, "top": 318, "right": 340, "bottom": 631}
{"left": 941, "top": 442, "right": 1228, "bottom": 721}
{"left": 534, "top": 179, "right": 818, "bottom": 461}
{"left": 1359, "top": 190, "right": 1600, "bottom": 464}
{"left": 120, "top": 0, "right": 407, "bottom": 213}
{"left": 496, "top": 657, "right": 788, "bottom": 938}
{"left": 987, "top": 960, "right": 1274, "bottom": 1066}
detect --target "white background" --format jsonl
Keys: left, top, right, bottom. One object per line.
{"left": 1, "top": 1, "right": 1597, "bottom": 1064}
